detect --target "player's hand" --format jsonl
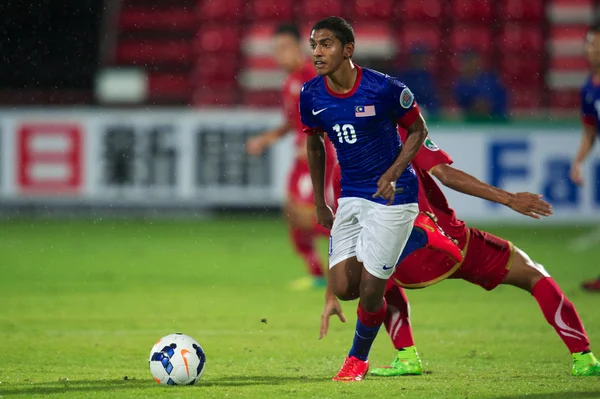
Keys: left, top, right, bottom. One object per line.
{"left": 319, "top": 296, "right": 346, "bottom": 339}
{"left": 373, "top": 171, "right": 398, "bottom": 205}
{"left": 315, "top": 204, "right": 334, "bottom": 229}
{"left": 246, "top": 136, "right": 267, "bottom": 156}
{"left": 570, "top": 162, "right": 584, "bottom": 186}
{"left": 506, "top": 192, "right": 553, "bottom": 219}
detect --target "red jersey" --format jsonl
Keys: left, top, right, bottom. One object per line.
{"left": 398, "top": 130, "right": 468, "bottom": 246}
{"left": 282, "top": 61, "right": 317, "bottom": 151}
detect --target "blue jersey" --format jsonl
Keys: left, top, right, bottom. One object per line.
{"left": 300, "top": 66, "right": 420, "bottom": 205}
{"left": 581, "top": 75, "right": 600, "bottom": 134}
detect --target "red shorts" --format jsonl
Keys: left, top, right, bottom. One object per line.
{"left": 287, "top": 159, "right": 334, "bottom": 206}
{"left": 391, "top": 228, "right": 514, "bottom": 291}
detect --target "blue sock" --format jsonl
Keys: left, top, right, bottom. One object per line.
{"left": 397, "top": 227, "right": 428, "bottom": 264}
{"left": 348, "top": 319, "right": 382, "bottom": 361}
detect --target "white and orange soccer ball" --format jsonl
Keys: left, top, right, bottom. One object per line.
{"left": 148, "top": 333, "right": 206, "bottom": 385}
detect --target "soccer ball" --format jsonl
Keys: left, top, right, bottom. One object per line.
{"left": 148, "top": 333, "right": 206, "bottom": 385}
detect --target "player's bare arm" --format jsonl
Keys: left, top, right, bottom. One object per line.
{"left": 374, "top": 114, "right": 428, "bottom": 204}
{"left": 246, "top": 121, "right": 292, "bottom": 155}
{"left": 430, "top": 163, "right": 553, "bottom": 219}
{"left": 306, "top": 132, "right": 334, "bottom": 228}
{"left": 570, "top": 123, "right": 596, "bottom": 185}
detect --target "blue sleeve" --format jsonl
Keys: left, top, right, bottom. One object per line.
{"left": 299, "top": 84, "right": 319, "bottom": 131}
{"left": 581, "top": 86, "right": 595, "bottom": 117}
{"left": 386, "top": 78, "right": 420, "bottom": 128}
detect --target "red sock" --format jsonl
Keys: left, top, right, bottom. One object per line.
{"left": 313, "top": 223, "right": 330, "bottom": 238}
{"left": 290, "top": 228, "right": 324, "bottom": 278}
{"left": 357, "top": 298, "right": 388, "bottom": 327}
{"left": 384, "top": 284, "right": 415, "bottom": 349}
{"left": 532, "top": 277, "right": 590, "bottom": 353}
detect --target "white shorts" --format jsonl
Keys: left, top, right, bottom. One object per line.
{"left": 329, "top": 197, "right": 419, "bottom": 280}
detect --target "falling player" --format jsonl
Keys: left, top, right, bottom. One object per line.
{"left": 570, "top": 22, "right": 600, "bottom": 292}
{"left": 321, "top": 133, "right": 600, "bottom": 377}
{"left": 300, "top": 16, "right": 430, "bottom": 381}
{"left": 246, "top": 23, "right": 336, "bottom": 289}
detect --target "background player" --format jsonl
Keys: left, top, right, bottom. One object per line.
{"left": 246, "top": 23, "right": 336, "bottom": 290}
{"left": 571, "top": 22, "right": 600, "bottom": 292}
{"left": 301, "top": 17, "right": 427, "bottom": 381}
{"left": 322, "top": 135, "right": 600, "bottom": 377}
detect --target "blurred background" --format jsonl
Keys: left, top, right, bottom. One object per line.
{"left": 0, "top": 0, "right": 599, "bottom": 222}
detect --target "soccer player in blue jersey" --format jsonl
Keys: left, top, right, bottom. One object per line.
{"left": 300, "top": 16, "right": 429, "bottom": 381}
{"left": 571, "top": 22, "right": 600, "bottom": 292}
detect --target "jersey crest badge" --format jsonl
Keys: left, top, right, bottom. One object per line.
{"left": 400, "top": 88, "right": 414, "bottom": 109}
{"left": 424, "top": 137, "right": 439, "bottom": 151}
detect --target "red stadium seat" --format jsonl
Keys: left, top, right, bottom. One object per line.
{"left": 193, "top": 88, "right": 238, "bottom": 106}
{"left": 246, "top": 0, "right": 293, "bottom": 21}
{"left": 192, "top": 56, "right": 238, "bottom": 88}
{"left": 197, "top": 0, "right": 244, "bottom": 22}
{"left": 549, "top": 89, "right": 580, "bottom": 109}
{"left": 398, "top": 24, "right": 442, "bottom": 54}
{"left": 498, "top": 24, "right": 543, "bottom": 53}
{"left": 508, "top": 87, "right": 543, "bottom": 109}
{"left": 500, "top": 55, "right": 543, "bottom": 86}
{"left": 548, "top": 25, "right": 588, "bottom": 57}
{"left": 194, "top": 26, "right": 240, "bottom": 54}
{"left": 119, "top": 8, "right": 197, "bottom": 31}
{"left": 550, "top": 56, "right": 588, "bottom": 71}
{"left": 241, "top": 91, "right": 281, "bottom": 107}
{"left": 451, "top": 0, "right": 493, "bottom": 22}
{"left": 115, "top": 41, "right": 193, "bottom": 65}
{"left": 396, "top": 0, "right": 444, "bottom": 21}
{"left": 500, "top": 0, "right": 544, "bottom": 22}
{"left": 297, "top": 0, "right": 343, "bottom": 20}
{"left": 450, "top": 25, "right": 492, "bottom": 53}
{"left": 350, "top": 0, "right": 393, "bottom": 20}
{"left": 148, "top": 73, "right": 191, "bottom": 100}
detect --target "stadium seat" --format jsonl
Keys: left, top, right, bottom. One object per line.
{"left": 241, "top": 91, "right": 281, "bottom": 107}
{"left": 498, "top": 24, "right": 543, "bottom": 53}
{"left": 197, "top": 0, "right": 244, "bottom": 22}
{"left": 548, "top": 25, "right": 589, "bottom": 57}
{"left": 246, "top": 0, "right": 294, "bottom": 22}
{"left": 194, "top": 26, "right": 240, "bottom": 54}
{"left": 115, "top": 41, "right": 193, "bottom": 65}
{"left": 193, "top": 87, "right": 238, "bottom": 106}
{"left": 499, "top": 0, "right": 544, "bottom": 22}
{"left": 508, "top": 87, "right": 543, "bottom": 110}
{"left": 350, "top": 0, "right": 393, "bottom": 20}
{"left": 548, "top": 89, "right": 580, "bottom": 109}
{"left": 241, "top": 24, "right": 277, "bottom": 58}
{"left": 352, "top": 24, "right": 397, "bottom": 60}
{"left": 547, "top": 0, "right": 594, "bottom": 24}
{"left": 148, "top": 73, "right": 191, "bottom": 100}
{"left": 297, "top": 0, "right": 343, "bottom": 20}
{"left": 193, "top": 56, "right": 238, "bottom": 88}
{"left": 396, "top": 0, "right": 444, "bottom": 21}
{"left": 500, "top": 55, "right": 543, "bottom": 86}
{"left": 397, "top": 24, "right": 442, "bottom": 54}
{"left": 450, "top": 25, "right": 492, "bottom": 53}
{"left": 119, "top": 8, "right": 197, "bottom": 31}
{"left": 451, "top": 0, "right": 493, "bottom": 23}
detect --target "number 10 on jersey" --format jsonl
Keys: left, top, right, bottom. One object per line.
{"left": 333, "top": 124, "right": 357, "bottom": 144}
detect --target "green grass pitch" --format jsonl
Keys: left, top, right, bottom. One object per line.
{"left": 1, "top": 216, "right": 599, "bottom": 398}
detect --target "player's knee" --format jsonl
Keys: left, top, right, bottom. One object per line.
{"left": 506, "top": 247, "right": 550, "bottom": 292}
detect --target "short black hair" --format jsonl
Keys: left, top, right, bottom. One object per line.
{"left": 274, "top": 23, "right": 300, "bottom": 42}
{"left": 311, "top": 16, "right": 355, "bottom": 47}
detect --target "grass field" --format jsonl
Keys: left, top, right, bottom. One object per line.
{"left": 1, "top": 216, "right": 600, "bottom": 398}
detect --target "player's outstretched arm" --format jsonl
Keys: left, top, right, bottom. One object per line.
{"left": 374, "top": 114, "right": 428, "bottom": 204}
{"left": 430, "top": 163, "right": 553, "bottom": 219}
{"left": 570, "top": 123, "right": 596, "bottom": 185}
{"left": 246, "top": 121, "right": 292, "bottom": 155}
{"left": 306, "top": 132, "right": 334, "bottom": 228}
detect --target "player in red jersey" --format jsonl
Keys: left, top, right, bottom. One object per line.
{"left": 321, "top": 134, "right": 600, "bottom": 378}
{"left": 246, "top": 23, "right": 336, "bottom": 289}
{"left": 570, "top": 22, "right": 600, "bottom": 292}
